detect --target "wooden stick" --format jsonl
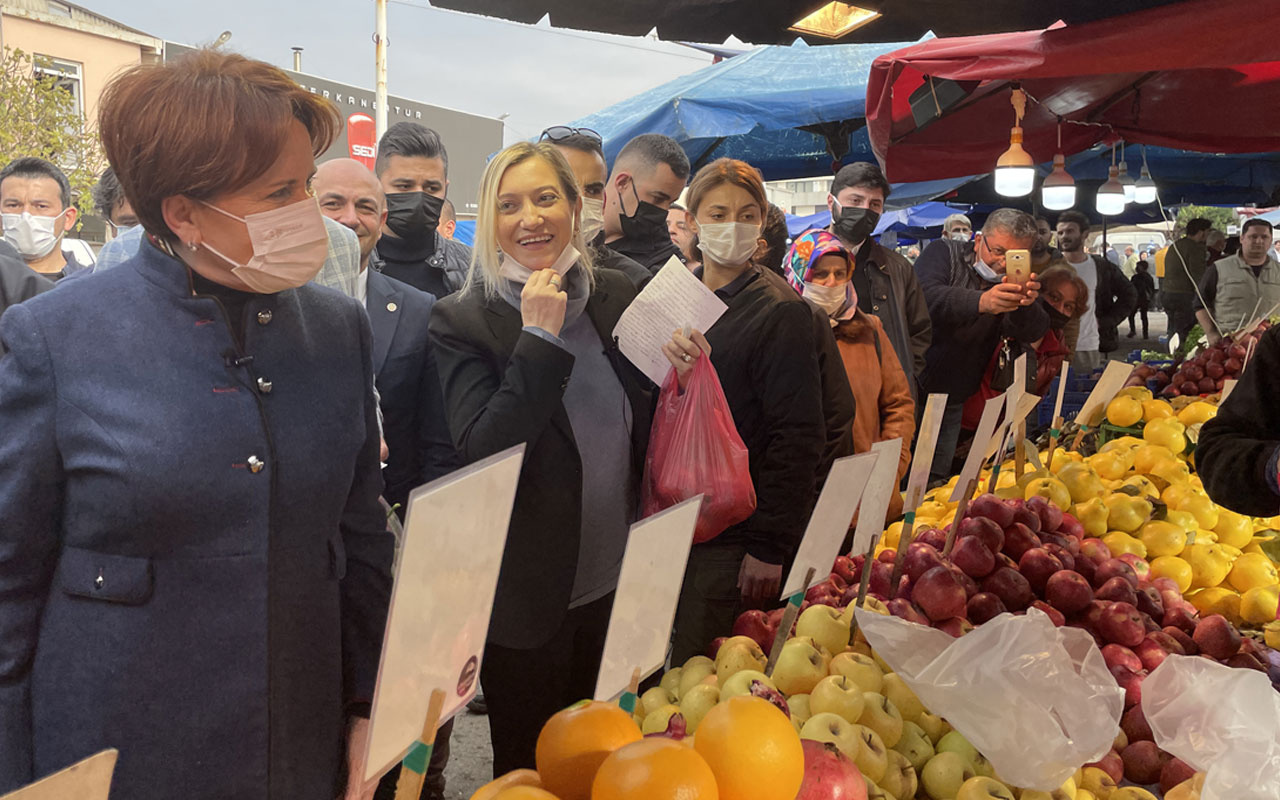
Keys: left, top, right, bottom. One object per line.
{"left": 618, "top": 667, "right": 642, "bottom": 714}
{"left": 1014, "top": 420, "right": 1027, "bottom": 479}
{"left": 854, "top": 534, "right": 880, "bottom": 609}
{"left": 1069, "top": 425, "right": 1089, "bottom": 452}
{"left": 1046, "top": 416, "right": 1064, "bottom": 473}
{"left": 888, "top": 486, "right": 924, "bottom": 593}
{"left": 943, "top": 479, "right": 978, "bottom": 557}
{"left": 765, "top": 567, "right": 815, "bottom": 675}
{"left": 987, "top": 423, "right": 1014, "bottom": 494}
{"left": 394, "top": 689, "right": 447, "bottom": 800}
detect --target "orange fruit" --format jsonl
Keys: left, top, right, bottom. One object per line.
{"left": 693, "top": 696, "right": 804, "bottom": 800}
{"left": 492, "top": 789, "right": 562, "bottom": 800}
{"left": 536, "top": 701, "right": 643, "bottom": 800}
{"left": 591, "top": 737, "right": 718, "bottom": 800}
{"left": 470, "top": 770, "right": 547, "bottom": 800}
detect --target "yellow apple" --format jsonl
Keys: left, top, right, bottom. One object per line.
{"left": 658, "top": 667, "right": 683, "bottom": 699}
{"left": 1110, "top": 789, "right": 1159, "bottom": 800}
{"left": 719, "top": 668, "right": 774, "bottom": 700}
{"left": 893, "top": 720, "right": 935, "bottom": 771}
{"left": 849, "top": 723, "right": 890, "bottom": 784}
{"left": 712, "top": 636, "right": 766, "bottom": 684}
{"left": 1078, "top": 766, "right": 1117, "bottom": 798}
{"left": 829, "top": 651, "right": 885, "bottom": 693}
{"left": 882, "top": 672, "right": 925, "bottom": 721}
{"left": 639, "top": 686, "right": 675, "bottom": 717}
{"left": 799, "top": 711, "right": 860, "bottom": 760}
{"left": 881, "top": 750, "right": 919, "bottom": 800}
{"left": 935, "top": 730, "right": 991, "bottom": 777}
{"left": 922, "top": 751, "right": 976, "bottom": 800}
{"left": 679, "top": 661, "right": 716, "bottom": 699}
{"left": 955, "top": 776, "right": 1016, "bottom": 800}
{"left": 859, "top": 692, "right": 905, "bottom": 748}
{"left": 640, "top": 703, "right": 681, "bottom": 734}
{"left": 677, "top": 683, "right": 719, "bottom": 733}
{"left": 772, "top": 638, "right": 829, "bottom": 696}
{"left": 917, "top": 711, "right": 950, "bottom": 744}
{"left": 810, "top": 675, "right": 866, "bottom": 723}
{"left": 797, "top": 604, "right": 852, "bottom": 655}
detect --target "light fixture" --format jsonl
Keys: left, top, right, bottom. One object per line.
{"left": 789, "top": 2, "right": 881, "bottom": 38}
{"left": 994, "top": 87, "right": 1035, "bottom": 197}
{"left": 1097, "top": 153, "right": 1127, "bottom": 216}
{"left": 1118, "top": 163, "right": 1136, "bottom": 203}
{"left": 1041, "top": 119, "right": 1075, "bottom": 210}
{"left": 1134, "top": 146, "right": 1158, "bottom": 204}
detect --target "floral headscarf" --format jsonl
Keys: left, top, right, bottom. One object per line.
{"left": 783, "top": 229, "right": 858, "bottom": 322}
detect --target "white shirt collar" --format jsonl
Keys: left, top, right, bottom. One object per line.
{"left": 357, "top": 265, "right": 369, "bottom": 306}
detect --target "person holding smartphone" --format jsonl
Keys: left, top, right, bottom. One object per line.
{"left": 915, "top": 209, "right": 1048, "bottom": 480}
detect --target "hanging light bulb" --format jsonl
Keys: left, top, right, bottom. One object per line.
{"left": 1134, "top": 146, "right": 1157, "bottom": 204}
{"left": 1097, "top": 164, "right": 1127, "bottom": 216}
{"left": 994, "top": 87, "right": 1035, "bottom": 197}
{"left": 1041, "top": 119, "right": 1075, "bottom": 210}
{"left": 1118, "top": 163, "right": 1136, "bottom": 202}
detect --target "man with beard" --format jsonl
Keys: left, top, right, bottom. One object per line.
{"left": 1031, "top": 214, "right": 1077, "bottom": 353}
{"left": 1056, "top": 211, "right": 1137, "bottom": 371}
{"left": 820, "top": 162, "right": 931, "bottom": 401}
{"left": 601, "top": 134, "right": 690, "bottom": 272}
{"left": 1161, "top": 217, "right": 1213, "bottom": 341}
{"left": 371, "top": 122, "right": 473, "bottom": 298}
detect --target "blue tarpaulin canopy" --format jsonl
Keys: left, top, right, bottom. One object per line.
{"left": 786, "top": 201, "right": 969, "bottom": 239}
{"left": 569, "top": 38, "right": 919, "bottom": 181}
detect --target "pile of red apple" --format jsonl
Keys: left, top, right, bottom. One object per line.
{"left": 1138, "top": 321, "right": 1270, "bottom": 398}
{"left": 727, "top": 492, "right": 1277, "bottom": 794}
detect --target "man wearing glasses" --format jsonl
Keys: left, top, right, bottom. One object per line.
{"left": 540, "top": 126, "right": 652, "bottom": 288}
{"left": 914, "top": 208, "right": 1047, "bottom": 481}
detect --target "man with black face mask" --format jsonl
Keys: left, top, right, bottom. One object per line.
{"left": 370, "top": 122, "right": 472, "bottom": 298}
{"left": 821, "top": 162, "right": 931, "bottom": 403}
{"left": 602, "top": 134, "right": 691, "bottom": 272}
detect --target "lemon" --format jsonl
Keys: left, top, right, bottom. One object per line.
{"left": 1176, "top": 401, "right": 1218, "bottom": 427}
{"left": 1150, "top": 556, "right": 1194, "bottom": 593}
{"left": 1106, "top": 396, "right": 1144, "bottom": 428}
{"left": 1140, "top": 521, "right": 1188, "bottom": 558}
{"left": 1188, "top": 586, "right": 1242, "bottom": 624}
{"left": 1141, "top": 399, "right": 1175, "bottom": 422}
{"left": 1227, "top": 552, "right": 1279, "bottom": 593}
{"left": 1103, "top": 531, "right": 1147, "bottom": 559}
{"left": 1213, "top": 509, "right": 1254, "bottom": 549}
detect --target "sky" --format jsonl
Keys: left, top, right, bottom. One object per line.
{"left": 84, "top": 0, "right": 716, "bottom": 146}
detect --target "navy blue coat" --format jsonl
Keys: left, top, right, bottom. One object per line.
{"left": 366, "top": 269, "right": 459, "bottom": 510}
{"left": 0, "top": 242, "right": 393, "bottom": 798}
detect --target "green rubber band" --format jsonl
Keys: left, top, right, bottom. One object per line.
{"left": 903, "top": 511, "right": 916, "bottom": 525}
{"left": 619, "top": 691, "right": 638, "bottom": 714}
{"left": 402, "top": 741, "right": 433, "bottom": 775}
{"left": 788, "top": 591, "right": 804, "bottom": 607}
{"left": 1049, "top": 428, "right": 1061, "bottom": 438}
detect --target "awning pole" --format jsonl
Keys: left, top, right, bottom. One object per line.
{"left": 375, "top": 0, "right": 388, "bottom": 140}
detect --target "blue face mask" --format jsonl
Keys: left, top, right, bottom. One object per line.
{"left": 973, "top": 258, "right": 1000, "bottom": 283}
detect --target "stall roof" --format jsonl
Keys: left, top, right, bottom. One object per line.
{"left": 867, "top": 0, "right": 1280, "bottom": 183}
{"left": 429, "top": 0, "right": 1188, "bottom": 45}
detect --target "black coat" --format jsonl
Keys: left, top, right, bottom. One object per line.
{"left": 0, "top": 253, "right": 53, "bottom": 354}
{"left": 427, "top": 269, "right": 653, "bottom": 649}
{"left": 0, "top": 243, "right": 392, "bottom": 798}
{"left": 1196, "top": 325, "right": 1280, "bottom": 516}
{"left": 366, "top": 270, "right": 460, "bottom": 510}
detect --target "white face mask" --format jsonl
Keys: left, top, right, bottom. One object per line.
{"left": 697, "top": 221, "right": 760, "bottom": 267}
{"left": 199, "top": 197, "right": 329, "bottom": 294}
{"left": 500, "top": 244, "right": 579, "bottom": 285}
{"left": 3, "top": 209, "right": 67, "bottom": 259}
{"left": 579, "top": 197, "right": 605, "bottom": 244}
{"left": 950, "top": 232, "right": 971, "bottom": 242}
{"left": 804, "top": 280, "right": 849, "bottom": 317}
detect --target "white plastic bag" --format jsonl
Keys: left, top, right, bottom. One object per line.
{"left": 1143, "top": 654, "right": 1280, "bottom": 800}
{"left": 854, "top": 608, "right": 1123, "bottom": 790}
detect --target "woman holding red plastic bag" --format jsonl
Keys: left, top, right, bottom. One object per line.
{"left": 667, "top": 158, "right": 826, "bottom": 664}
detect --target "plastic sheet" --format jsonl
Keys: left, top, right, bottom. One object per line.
{"left": 1143, "top": 654, "right": 1280, "bottom": 800}
{"left": 642, "top": 357, "right": 755, "bottom": 544}
{"left": 855, "top": 608, "right": 1123, "bottom": 790}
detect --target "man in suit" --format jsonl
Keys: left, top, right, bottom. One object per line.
{"left": 315, "top": 157, "right": 459, "bottom": 799}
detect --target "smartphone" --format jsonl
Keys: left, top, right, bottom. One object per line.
{"left": 1005, "top": 249, "right": 1032, "bottom": 284}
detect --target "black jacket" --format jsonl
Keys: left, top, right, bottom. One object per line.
{"left": 701, "top": 265, "right": 826, "bottom": 565}
{"left": 0, "top": 254, "right": 53, "bottom": 354}
{"left": 609, "top": 232, "right": 683, "bottom": 274}
{"left": 1196, "top": 325, "right": 1280, "bottom": 516}
{"left": 593, "top": 244, "right": 652, "bottom": 290}
{"left": 372, "top": 231, "right": 471, "bottom": 299}
{"left": 916, "top": 239, "right": 1050, "bottom": 398}
{"left": 856, "top": 240, "right": 932, "bottom": 396}
{"left": 365, "top": 269, "right": 459, "bottom": 511}
{"left": 1083, "top": 254, "right": 1138, "bottom": 353}
{"left": 1131, "top": 271, "right": 1156, "bottom": 309}
{"left": 428, "top": 269, "right": 653, "bottom": 649}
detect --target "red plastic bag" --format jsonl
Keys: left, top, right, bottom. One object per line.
{"left": 642, "top": 355, "right": 756, "bottom": 543}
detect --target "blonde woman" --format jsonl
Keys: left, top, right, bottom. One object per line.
{"left": 428, "top": 142, "right": 702, "bottom": 773}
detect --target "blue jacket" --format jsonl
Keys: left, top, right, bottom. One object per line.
{"left": 366, "top": 269, "right": 459, "bottom": 509}
{"left": 0, "top": 242, "right": 393, "bottom": 798}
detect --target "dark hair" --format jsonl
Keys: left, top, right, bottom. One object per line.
{"left": 441, "top": 197, "right": 456, "bottom": 224}
{"left": 983, "top": 208, "right": 1037, "bottom": 240}
{"left": 1038, "top": 264, "right": 1090, "bottom": 319}
{"left": 687, "top": 158, "right": 767, "bottom": 264}
{"left": 98, "top": 49, "right": 339, "bottom": 241}
{"left": 1186, "top": 218, "right": 1213, "bottom": 236}
{"left": 375, "top": 121, "right": 449, "bottom": 177}
{"left": 757, "top": 203, "right": 790, "bottom": 275}
{"left": 1224, "top": 235, "right": 1242, "bottom": 256}
{"left": 616, "top": 133, "right": 690, "bottom": 181}
{"left": 0, "top": 156, "right": 71, "bottom": 209}
{"left": 1137, "top": 259, "right": 1149, "bottom": 271}
{"left": 552, "top": 132, "right": 604, "bottom": 159}
{"left": 831, "top": 161, "right": 891, "bottom": 201}
{"left": 1035, "top": 215, "right": 1052, "bottom": 227}
{"left": 1242, "top": 218, "right": 1273, "bottom": 237}
{"left": 90, "top": 167, "right": 126, "bottom": 219}
{"left": 670, "top": 202, "right": 684, "bottom": 212}
{"left": 1056, "top": 210, "right": 1091, "bottom": 234}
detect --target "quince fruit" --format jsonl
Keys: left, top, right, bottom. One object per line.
{"left": 1105, "top": 494, "right": 1153, "bottom": 533}
{"left": 1183, "top": 542, "right": 1234, "bottom": 590}
{"left": 1150, "top": 556, "right": 1194, "bottom": 593}
{"left": 1058, "top": 462, "right": 1106, "bottom": 504}
{"left": 1240, "top": 585, "right": 1280, "bottom": 624}
{"left": 1075, "top": 497, "right": 1111, "bottom": 538}
{"left": 1140, "top": 520, "right": 1188, "bottom": 558}
{"left": 1106, "top": 396, "right": 1144, "bottom": 428}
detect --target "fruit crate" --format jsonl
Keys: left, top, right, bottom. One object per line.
{"left": 1035, "top": 387, "right": 1089, "bottom": 428}
{"left": 1096, "top": 422, "right": 1144, "bottom": 446}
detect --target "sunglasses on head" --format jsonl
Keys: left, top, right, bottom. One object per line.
{"left": 539, "top": 126, "right": 602, "bottom": 143}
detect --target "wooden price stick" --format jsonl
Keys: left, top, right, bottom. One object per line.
{"left": 393, "top": 689, "right": 447, "bottom": 800}
{"left": 1014, "top": 420, "right": 1027, "bottom": 478}
{"left": 1045, "top": 366, "right": 1070, "bottom": 473}
{"left": 765, "top": 567, "right": 815, "bottom": 675}
{"left": 854, "top": 532, "right": 880, "bottom": 609}
{"left": 889, "top": 394, "right": 948, "bottom": 591}
{"left": 888, "top": 486, "right": 924, "bottom": 592}
{"left": 943, "top": 478, "right": 978, "bottom": 557}
{"left": 1046, "top": 415, "right": 1065, "bottom": 473}
{"left": 986, "top": 423, "right": 1014, "bottom": 494}
{"left": 618, "top": 668, "right": 643, "bottom": 714}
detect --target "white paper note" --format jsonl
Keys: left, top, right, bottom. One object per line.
{"left": 612, "top": 256, "right": 728, "bottom": 386}
{"left": 905, "top": 394, "right": 948, "bottom": 506}
{"left": 594, "top": 497, "right": 703, "bottom": 702}
{"left": 782, "top": 452, "right": 879, "bottom": 599}
{"left": 951, "top": 395, "right": 1004, "bottom": 502}
{"left": 1076, "top": 360, "right": 1135, "bottom": 428}
{"left": 851, "top": 439, "right": 905, "bottom": 556}
{"left": 985, "top": 393, "right": 1043, "bottom": 460}
{"left": 364, "top": 446, "right": 525, "bottom": 781}
{"left": 0, "top": 750, "right": 116, "bottom": 800}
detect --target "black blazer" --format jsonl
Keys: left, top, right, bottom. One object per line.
{"left": 428, "top": 268, "right": 653, "bottom": 649}
{"left": 366, "top": 269, "right": 460, "bottom": 510}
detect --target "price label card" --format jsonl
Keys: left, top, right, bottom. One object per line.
{"left": 781, "top": 452, "right": 879, "bottom": 599}
{"left": 906, "top": 394, "right": 948, "bottom": 507}
{"left": 0, "top": 750, "right": 116, "bottom": 800}
{"left": 984, "top": 393, "right": 1042, "bottom": 461}
{"left": 951, "top": 395, "right": 1004, "bottom": 502}
{"left": 851, "top": 438, "right": 905, "bottom": 556}
{"left": 594, "top": 497, "right": 703, "bottom": 702}
{"left": 1077, "top": 360, "right": 1135, "bottom": 428}
{"left": 1220, "top": 378, "right": 1238, "bottom": 403}
{"left": 364, "top": 446, "right": 525, "bottom": 781}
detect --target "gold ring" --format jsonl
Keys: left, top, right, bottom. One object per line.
{"left": 682, "top": 354, "right": 692, "bottom": 363}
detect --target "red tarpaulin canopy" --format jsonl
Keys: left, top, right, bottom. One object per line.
{"left": 866, "top": 0, "right": 1280, "bottom": 183}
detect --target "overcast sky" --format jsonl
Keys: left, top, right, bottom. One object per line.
{"left": 85, "top": 0, "right": 715, "bottom": 145}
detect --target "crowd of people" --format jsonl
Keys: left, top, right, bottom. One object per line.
{"left": 4, "top": 47, "right": 1280, "bottom": 800}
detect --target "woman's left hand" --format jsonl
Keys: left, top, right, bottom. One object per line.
{"left": 342, "top": 717, "right": 376, "bottom": 800}
{"left": 661, "top": 328, "right": 712, "bottom": 390}
{"left": 738, "top": 554, "right": 783, "bottom": 607}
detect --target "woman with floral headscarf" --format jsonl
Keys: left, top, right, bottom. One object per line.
{"left": 785, "top": 230, "right": 916, "bottom": 519}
